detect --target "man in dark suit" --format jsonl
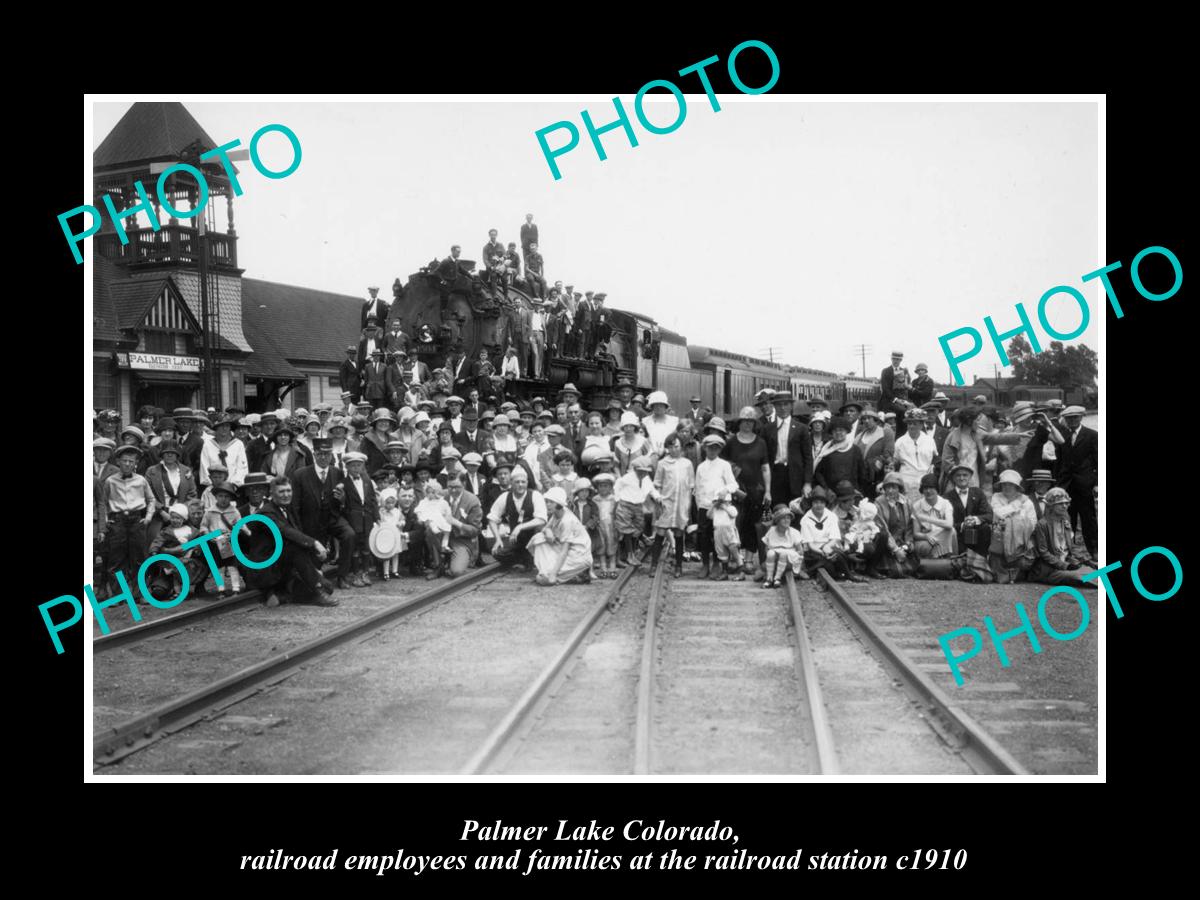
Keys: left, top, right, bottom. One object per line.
{"left": 765, "top": 392, "right": 813, "bottom": 507}
{"left": 524, "top": 243, "right": 546, "bottom": 299}
{"left": 943, "top": 464, "right": 993, "bottom": 557}
{"left": 879, "top": 351, "right": 911, "bottom": 413}
{"left": 520, "top": 214, "right": 539, "bottom": 255}
{"left": 338, "top": 451, "right": 378, "bottom": 587}
{"left": 575, "top": 292, "right": 595, "bottom": 358}
{"left": 361, "top": 286, "right": 390, "bottom": 331}
{"left": 1056, "top": 406, "right": 1097, "bottom": 557}
{"left": 245, "top": 412, "right": 277, "bottom": 472}
{"left": 430, "top": 472, "right": 485, "bottom": 578}
{"left": 437, "top": 245, "right": 467, "bottom": 285}
{"left": 290, "top": 438, "right": 358, "bottom": 590}
{"left": 361, "top": 349, "right": 388, "bottom": 409}
{"left": 563, "top": 403, "right": 587, "bottom": 460}
{"left": 453, "top": 408, "right": 490, "bottom": 457}
{"left": 339, "top": 346, "right": 360, "bottom": 403}
{"left": 384, "top": 352, "right": 408, "bottom": 409}
{"left": 240, "top": 475, "right": 337, "bottom": 607}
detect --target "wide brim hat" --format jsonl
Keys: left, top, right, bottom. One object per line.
{"left": 573, "top": 477, "right": 593, "bottom": 495}
{"left": 879, "top": 472, "right": 905, "bottom": 491}
{"left": 369, "top": 523, "right": 403, "bottom": 559}
{"left": 371, "top": 408, "right": 397, "bottom": 424}
{"left": 647, "top": 390, "right": 669, "bottom": 408}
{"left": 772, "top": 391, "right": 794, "bottom": 405}
{"left": 327, "top": 417, "right": 350, "bottom": 433}
{"left": 808, "top": 486, "right": 829, "bottom": 503}
{"left": 839, "top": 401, "right": 863, "bottom": 414}
{"left": 436, "top": 420, "right": 455, "bottom": 435}
{"left": 859, "top": 406, "right": 883, "bottom": 421}
{"left": 1044, "top": 487, "right": 1071, "bottom": 506}
{"left": 828, "top": 416, "right": 851, "bottom": 433}
{"left": 932, "top": 392, "right": 949, "bottom": 403}
{"left": 156, "top": 439, "right": 182, "bottom": 457}
{"left": 619, "top": 410, "right": 641, "bottom": 430}
{"left": 243, "top": 472, "right": 272, "bottom": 488}
{"left": 121, "top": 425, "right": 147, "bottom": 443}
{"left": 171, "top": 407, "right": 195, "bottom": 421}
{"left": 704, "top": 416, "right": 728, "bottom": 435}
{"left": 919, "top": 473, "right": 941, "bottom": 492}
{"left": 560, "top": 383, "right": 580, "bottom": 397}
{"left": 543, "top": 486, "right": 569, "bottom": 507}
{"left": 413, "top": 411, "right": 431, "bottom": 426}
{"left": 273, "top": 423, "right": 296, "bottom": 437}
{"left": 462, "top": 407, "right": 479, "bottom": 422}
{"left": 904, "top": 408, "right": 927, "bottom": 421}
{"left": 242, "top": 413, "right": 261, "bottom": 427}
{"left": 1025, "top": 469, "right": 1055, "bottom": 484}
{"left": 607, "top": 399, "right": 625, "bottom": 411}
{"left": 491, "top": 413, "right": 511, "bottom": 427}
{"left": 113, "top": 444, "right": 143, "bottom": 458}
{"left": 154, "top": 417, "right": 177, "bottom": 433}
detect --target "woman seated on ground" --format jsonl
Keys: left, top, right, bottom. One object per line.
{"left": 529, "top": 486, "right": 595, "bottom": 585}
{"left": 868, "top": 472, "right": 919, "bottom": 579}
{"left": 798, "top": 486, "right": 865, "bottom": 589}
{"left": 1030, "top": 488, "right": 1098, "bottom": 587}
{"left": 912, "top": 473, "right": 958, "bottom": 558}
{"left": 989, "top": 469, "right": 1038, "bottom": 584}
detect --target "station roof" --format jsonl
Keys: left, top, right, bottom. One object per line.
{"left": 94, "top": 102, "right": 221, "bottom": 170}
{"left": 240, "top": 277, "right": 363, "bottom": 365}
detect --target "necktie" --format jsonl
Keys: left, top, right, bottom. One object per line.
{"left": 219, "top": 449, "right": 228, "bottom": 466}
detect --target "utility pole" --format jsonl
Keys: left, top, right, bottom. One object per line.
{"left": 760, "top": 347, "right": 783, "bottom": 364}
{"left": 852, "top": 344, "right": 872, "bottom": 378}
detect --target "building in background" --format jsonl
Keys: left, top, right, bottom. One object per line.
{"left": 91, "top": 102, "right": 361, "bottom": 417}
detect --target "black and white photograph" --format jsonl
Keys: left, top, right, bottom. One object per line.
{"left": 85, "top": 95, "right": 1101, "bottom": 779}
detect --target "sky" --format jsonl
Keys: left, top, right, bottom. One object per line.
{"left": 92, "top": 98, "right": 1099, "bottom": 385}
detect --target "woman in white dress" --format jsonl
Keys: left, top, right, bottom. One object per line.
{"left": 641, "top": 390, "right": 679, "bottom": 456}
{"left": 529, "top": 486, "right": 595, "bottom": 585}
{"left": 912, "top": 473, "right": 958, "bottom": 558}
{"left": 893, "top": 408, "right": 937, "bottom": 505}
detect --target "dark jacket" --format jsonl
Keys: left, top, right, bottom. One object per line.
{"left": 520, "top": 222, "right": 539, "bottom": 251}
{"left": 384, "top": 363, "right": 408, "bottom": 404}
{"left": 340, "top": 474, "right": 378, "bottom": 537}
{"left": 290, "top": 463, "right": 346, "bottom": 539}
{"left": 943, "top": 485, "right": 993, "bottom": 554}
{"left": 338, "top": 358, "right": 359, "bottom": 397}
{"left": 814, "top": 445, "right": 867, "bottom": 496}
{"left": 361, "top": 297, "right": 390, "bottom": 331}
{"left": 361, "top": 360, "right": 388, "bottom": 401}
{"left": 764, "top": 417, "right": 814, "bottom": 494}
{"left": 1057, "top": 425, "right": 1097, "bottom": 492}
{"left": 145, "top": 462, "right": 199, "bottom": 508}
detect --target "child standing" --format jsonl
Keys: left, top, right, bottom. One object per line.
{"left": 709, "top": 490, "right": 744, "bottom": 581}
{"left": 614, "top": 456, "right": 655, "bottom": 568}
{"left": 649, "top": 433, "right": 694, "bottom": 577}
{"left": 199, "top": 482, "right": 244, "bottom": 595}
{"left": 571, "top": 477, "right": 600, "bottom": 580}
{"left": 199, "top": 463, "right": 231, "bottom": 512}
{"left": 375, "top": 488, "right": 404, "bottom": 580}
{"left": 551, "top": 449, "right": 579, "bottom": 498}
{"left": 592, "top": 472, "right": 618, "bottom": 578}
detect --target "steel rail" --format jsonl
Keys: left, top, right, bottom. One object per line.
{"left": 93, "top": 563, "right": 505, "bottom": 767}
{"left": 782, "top": 572, "right": 839, "bottom": 774}
{"left": 460, "top": 559, "right": 644, "bottom": 775}
{"left": 633, "top": 553, "right": 668, "bottom": 775}
{"left": 94, "top": 590, "right": 265, "bottom": 653}
{"left": 817, "top": 570, "right": 1030, "bottom": 775}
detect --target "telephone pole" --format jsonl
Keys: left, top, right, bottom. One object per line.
{"left": 760, "top": 347, "right": 783, "bottom": 364}
{"left": 852, "top": 344, "right": 872, "bottom": 378}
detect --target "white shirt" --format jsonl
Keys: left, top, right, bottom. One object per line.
{"left": 694, "top": 457, "right": 738, "bottom": 509}
{"left": 315, "top": 467, "right": 329, "bottom": 484}
{"left": 164, "top": 465, "right": 181, "bottom": 495}
{"left": 774, "top": 416, "right": 791, "bottom": 465}
{"left": 487, "top": 489, "right": 548, "bottom": 525}
{"left": 894, "top": 431, "right": 936, "bottom": 478}
{"left": 642, "top": 414, "right": 679, "bottom": 456}
{"left": 530, "top": 310, "right": 545, "bottom": 333}
{"left": 799, "top": 509, "right": 841, "bottom": 553}
{"left": 199, "top": 436, "right": 248, "bottom": 487}
{"left": 350, "top": 476, "right": 365, "bottom": 501}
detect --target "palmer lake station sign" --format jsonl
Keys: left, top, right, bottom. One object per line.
{"left": 115, "top": 351, "right": 201, "bottom": 373}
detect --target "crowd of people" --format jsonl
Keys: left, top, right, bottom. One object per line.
{"left": 92, "top": 361, "right": 1098, "bottom": 608}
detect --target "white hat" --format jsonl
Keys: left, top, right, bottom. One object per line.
{"left": 168, "top": 503, "right": 190, "bottom": 520}
{"left": 997, "top": 470, "right": 1023, "bottom": 488}
{"left": 242, "top": 413, "right": 261, "bottom": 426}
{"left": 647, "top": 390, "right": 669, "bottom": 408}
{"left": 620, "top": 410, "right": 641, "bottom": 429}
{"left": 343, "top": 451, "right": 368, "bottom": 464}
{"left": 1061, "top": 405, "right": 1087, "bottom": 417}
{"left": 462, "top": 452, "right": 483, "bottom": 466}
{"left": 543, "top": 486, "right": 568, "bottom": 507}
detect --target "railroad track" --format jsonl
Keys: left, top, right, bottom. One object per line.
{"left": 462, "top": 556, "right": 837, "bottom": 775}
{"left": 460, "top": 557, "right": 646, "bottom": 775}
{"left": 816, "top": 570, "right": 1029, "bottom": 776}
{"left": 93, "top": 563, "right": 507, "bottom": 767}
{"left": 94, "top": 589, "right": 267, "bottom": 653}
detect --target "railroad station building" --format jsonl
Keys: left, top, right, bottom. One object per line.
{"left": 91, "top": 102, "right": 361, "bottom": 418}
